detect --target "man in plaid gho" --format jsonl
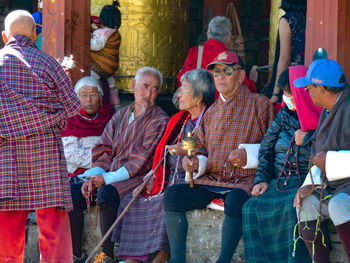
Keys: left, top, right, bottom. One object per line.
{"left": 0, "top": 10, "right": 80, "bottom": 262}
{"left": 164, "top": 51, "right": 274, "bottom": 263}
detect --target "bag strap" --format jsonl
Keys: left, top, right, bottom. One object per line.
{"left": 196, "top": 45, "right": 204, "bottom": 69}
{"left": 226, "top": 2, "right": 242, "bottom": 36}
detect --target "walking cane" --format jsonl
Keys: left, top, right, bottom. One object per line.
{"left": 85, "top": 155, "right": 165, "bottom": 263}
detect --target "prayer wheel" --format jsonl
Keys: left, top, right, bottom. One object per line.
{"left": 91, "top": 0, "right": 190, "bottom": 93}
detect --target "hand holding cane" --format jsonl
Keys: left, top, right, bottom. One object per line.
{"left": 85, "top": 155, "right": 165, "bottom": 263}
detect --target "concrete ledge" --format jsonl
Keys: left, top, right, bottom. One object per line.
{"left": 24, "top": 209, "right": 347, "bottom": 263}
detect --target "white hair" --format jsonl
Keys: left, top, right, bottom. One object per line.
{"left": 134, "top": 66, "right": 163, "bottom": 88}
{"left": 4, "top": 10, "right": 34, "bottom": 35}
{"left": 207, "top": 16, "right": 232, "bottom": 43}
{"left": 74, "top": 76, "right": 104, "bottom": 97}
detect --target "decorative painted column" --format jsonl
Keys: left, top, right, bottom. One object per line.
{"left": 42, "top": 0, "right": 91, "bottom": 85}
{"left": 305, "top": 0, "right": 350, "bottom": 78}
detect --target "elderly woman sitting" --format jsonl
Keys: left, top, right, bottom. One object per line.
{"left": 61, "top": 76, "right": 115, "bottom": 262}
{"left": 111, "top": 69, "right": 216, "bottom": 263}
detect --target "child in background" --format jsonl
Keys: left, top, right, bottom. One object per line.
{"left": 91, "top": 1, "right": 121, "bottom": 108}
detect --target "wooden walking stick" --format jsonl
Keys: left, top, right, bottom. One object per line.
{"left": 85, "top": 155, "right": 165, "bottom": 263}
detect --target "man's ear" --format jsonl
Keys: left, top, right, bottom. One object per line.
{"left": 238, "top": 69, "right": 246, "bottom": 84}
{"left": 2, "top": 31, "right": 8, "bottom": 44}
{"left": 131, "top": 79, "right": 136, "bottom": 92}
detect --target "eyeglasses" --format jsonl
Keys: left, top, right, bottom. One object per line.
{"left": 178, "top": 87, "right": 193, "bottom": 95}
{"left": 304, "top": 84, "right": 316, "bottom": 92}
{"left": 212, "top": 67, "right": 242, "bottom": 78}
{"left": 78, "top": 93, "right": 99, "bottom": 100}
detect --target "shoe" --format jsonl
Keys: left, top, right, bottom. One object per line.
{"left": 207, "top": 198, "right": 225, "bottom": 212}
{"left": 73, "top": 252, "right": 88, "bottom": 263}
{"left": 93, "top": 252, "right": 118, "bottom": 263}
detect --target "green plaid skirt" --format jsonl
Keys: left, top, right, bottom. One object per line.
{"left": 242, "top": 179, "right": 311, "bottom": 263}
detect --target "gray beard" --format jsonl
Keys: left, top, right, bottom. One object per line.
{"left": 139, "top": 98, "right": 154, "bottom": 114}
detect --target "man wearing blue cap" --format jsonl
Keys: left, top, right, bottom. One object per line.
{"left": 293, "top": 58, "right": 350, "bottom": 262}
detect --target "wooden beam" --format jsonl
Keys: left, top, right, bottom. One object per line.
{"left": 305, "top": 0, "right": 350, "bottom": 79}
{"left": 42, "top": 0, "right": 90, "bottom": 85}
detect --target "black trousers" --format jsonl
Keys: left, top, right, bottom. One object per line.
{"left": 164, "top": 184, "right": 249, "bottom": 263}
{"left": 69, "top": 182, "right": 120, "bottom": 258}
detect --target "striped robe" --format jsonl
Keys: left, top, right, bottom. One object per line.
{"left": 195, "top": 84, "right": 274, "bottom": 194}
{"left": 92, "top": 104, "right": 169, "bottom": 198}
{"left": 0, "top": 35, "right": 80, "bottom": 211}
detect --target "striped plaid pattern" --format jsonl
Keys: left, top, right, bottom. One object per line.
{"left": 112, "top": 193, "right": 169, "bottom": 255}
{"left": 195, "top": 85, "right": 274, "bottom": 194}
{"left": 243, "top": 180, "right": 311, "bottom": 263}
{"left": 92, "top": 104, "right": 168, "bottom": 198}
{"left": 0, "top": 36, "right": 80, "bottom": 211}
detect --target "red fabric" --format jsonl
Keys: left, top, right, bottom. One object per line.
{"left": 177, "top": 39, "right": 227, "bottom": 87}
{"left": 289, "top": 65, "right": 322, "bottom": 131}
{"left": 178, "top": 39, "right": 257, "bottom": 95}
{"left": 0, "top": 208, "right": 73, "bottom": 263}
{"left": 147, "top": 110, "right": 189, "bottom": 197}
{"left": 61, "top": 104, "right": 115, "bottom": 138}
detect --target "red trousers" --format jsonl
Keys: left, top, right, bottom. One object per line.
{"left": 0, "top": 207, "right": 73, "bottom": 263}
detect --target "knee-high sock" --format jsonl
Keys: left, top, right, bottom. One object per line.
{"left": 99, "top": 205, "right": 117, "bottom": 258}
{"left": 300, "top": 220, "right": 330, "bottom": 263}
{"left": 216, "top": 215, "right": 242, "bottom": 263}
{"left": 165, "top": 211, "right": 188, "bottom": 263}
{"left": 69, "top": 208, "right": 84, "bottom": 257}
{"left": 336, "top": 221, "right": 350, "bottom": 261}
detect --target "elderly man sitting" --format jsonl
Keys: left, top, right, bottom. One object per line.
{"left": 164, "top": 51, "right": 274, "bottom": 263}
{"left": 293, "top": 58, "right": 350, "bottom": 263}
{"left": 70, "top": 67, "right": 169, "bottom": 263}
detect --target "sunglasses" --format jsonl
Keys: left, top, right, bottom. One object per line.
{"left": 212, "top": 66, "right": 243, "bottom": 78}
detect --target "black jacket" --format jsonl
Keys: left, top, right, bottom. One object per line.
{"left": 254, "top": 107, "right": 314, "bottom": 188}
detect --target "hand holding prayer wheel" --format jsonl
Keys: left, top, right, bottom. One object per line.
{"left": 181, "top": 132, "right": 198, "bottom": 188}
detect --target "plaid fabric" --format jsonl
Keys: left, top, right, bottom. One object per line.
{"left": 0, "top": 35, "right": 80, "bottom": 211}
{"left": 243, "top": 180, "right": 311, "bottom": 263}
{"left": 111, "top": 193, "right": 169, "bottom": 255}
{"left": 195, "top": 85, "right": 274, "bottom": 194}
{"left": 92, "top": 104, "right": 168, "bottom": 198}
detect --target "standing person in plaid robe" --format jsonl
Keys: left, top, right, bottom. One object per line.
{"left": 293, "top": 58, "right": 350, "bottom": 263}
{"left": 164, "top": 51, "right": 275, "bottom": 263}
{"left": 70, "top": 67, "right": 169, "bottom": 263}
{"left": 0, "top": 10, "right": 80, "bottom": 262}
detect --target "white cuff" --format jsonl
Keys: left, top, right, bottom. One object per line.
{"left": 185, "top": 155, "right": 207, "bottom": 181}
{"left": 77, "top": 166, "right": 106, "bottom": 181}
{"left": 239, "top": 144, "right": 260, "bottom": 169}
{"left": 103, "top": 167, "right": 130, "bottom": 185}
{"left": 301, "top": 165, "right": 323, "bottom": 187}
{"left": 326, "top": 151, "right": 350, "bottom": 181}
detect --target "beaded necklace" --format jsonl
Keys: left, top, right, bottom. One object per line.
{"left": 176, "top": 113, "right": 191, "bottom": 143}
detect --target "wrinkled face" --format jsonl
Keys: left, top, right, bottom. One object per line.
{"left": 178, "top": 80, "right": 202, "bottom": 112}
{"left": 304, "top": 84, "right": 322, "bottom": 107}
{"left": 132, "top": 73, "right": 160, "bottom": 112}
{"left": 77, "top": 85, "right": 101, "bottom": 115}
{"left": 212, "top": 64, "right": 244, "bottom": 98}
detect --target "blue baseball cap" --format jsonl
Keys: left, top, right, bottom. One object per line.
{"left": 293, "top": 59, "right": 346, "bottom": 88}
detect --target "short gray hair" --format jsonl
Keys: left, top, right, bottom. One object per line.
{"left": 207, "top": 16, "right": 232, "bottom": 43}
{"left": 180, "top": 69, "right": 216, "bottom": 106}
{"left": 74, "top": 76, "right": 104, "bottom": 97}
{"left": 134, "top": 66, "right": 163, "bottom": 88}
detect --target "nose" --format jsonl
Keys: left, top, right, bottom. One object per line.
{"left": 144, "top": 87, "right": 152, "bottom": 97}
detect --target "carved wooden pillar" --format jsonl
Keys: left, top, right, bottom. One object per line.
{"left": 305, "top": 0, "right": 350, "bottom": 78}
{"left": 42, "top": 0, "right": 90, "bottom": 85}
